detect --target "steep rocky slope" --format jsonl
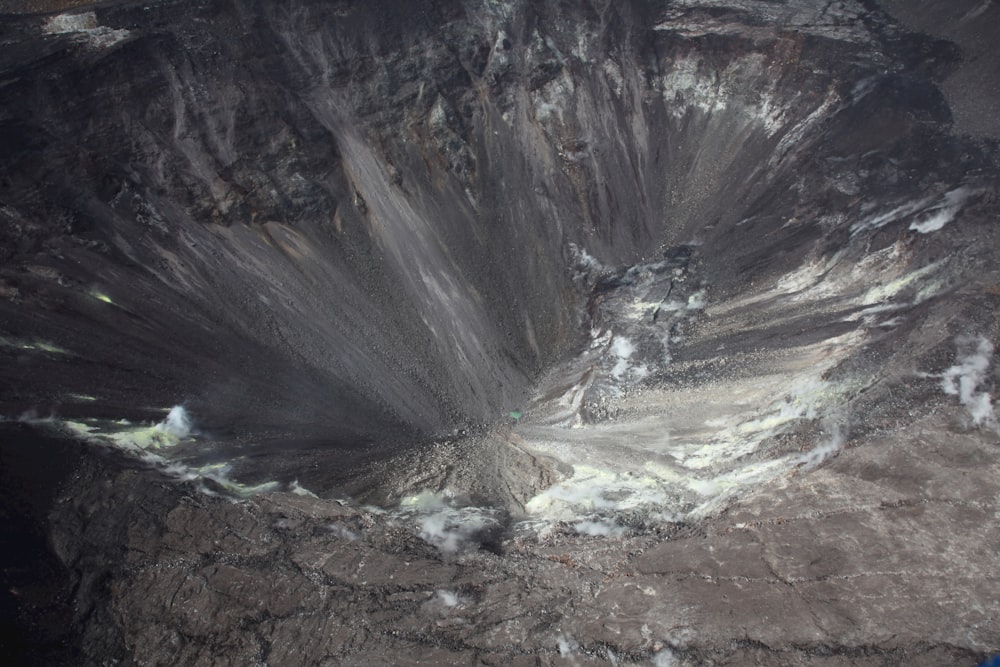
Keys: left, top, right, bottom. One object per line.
{"left": 1, "top": 0, "right": 999, "bottom": 665}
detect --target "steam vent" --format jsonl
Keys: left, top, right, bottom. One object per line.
{"left": 2, "top": 0, "right": 1000, "bottom": 664}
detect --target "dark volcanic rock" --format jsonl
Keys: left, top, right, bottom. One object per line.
{"left": 1, "top": 0, "right": 999, "bottom": 665}
{"left": 45, "top": 413, "right": 999, "bottom": 665}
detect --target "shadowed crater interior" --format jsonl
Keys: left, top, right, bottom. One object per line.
{"left": 1, "top": 0, "right": 999, "bottom": 664}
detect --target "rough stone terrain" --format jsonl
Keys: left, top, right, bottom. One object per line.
{"left": 1, "top": 0, "right": 999, "bottom": 665}
{"left": 43, "top": 406, "right": 999, "bottom": 666}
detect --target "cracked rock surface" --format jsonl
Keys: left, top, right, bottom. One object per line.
{"left": 45, "top": 407, "right": 998, "bottom": 665}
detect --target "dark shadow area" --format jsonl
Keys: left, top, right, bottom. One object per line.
{"left": 0, "top": 424, "right": 84, "bottom": 666}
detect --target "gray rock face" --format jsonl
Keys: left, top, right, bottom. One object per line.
{"left": 877, "top": 0, "right": 1000, "bottom": 139}
{"left": 1, "top": 0, "right": 999, "bottom": 665}
{"left": 2, "top": 0, "right": 977, "bottom": 442}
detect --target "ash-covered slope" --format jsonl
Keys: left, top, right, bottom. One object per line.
{"left": 1, "top": 0, "right": 1000, "bottom": 665}
{"left": 1, "top": 0, "right": 988, "bottom": 443}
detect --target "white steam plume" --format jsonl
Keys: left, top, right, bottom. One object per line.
{"left": 940, "top": 335, "right": 997, "bottom": 429}
{"left": 796, "top": 414, "right": 848, "bottom": 469}
{"left": 155, "top": 405, "right": 194, "bottom": 439}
